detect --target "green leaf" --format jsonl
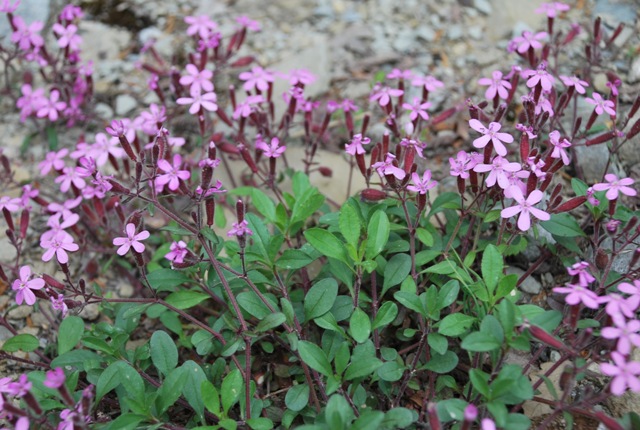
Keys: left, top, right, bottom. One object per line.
{"left": 2, "top": 333, "right": 39, "bottom": 352}
{"left": 382, "top": 253, "right": 412, "bottom": 296}
{"left": 366, "top": 210, "right": 390, "bottom": 260}
{"left": 424, "top": 350, "right": 458, "bottom": 374}
{"left": 201, "top": 380, "right": 221, "bottom": 415}
{"left": 51, "top": 350, "right": 104, "bottom": 371}
{"left": 237, "top": 291, "right": 276, "bottom": 320}
{"left": 349, "top": 308, "right": 371, "bottom": 343}
{"left": 150, "top": 330, "right": 178, "bottom": 376}
{"left": 470, "top": 368, "right": 490, "bottom": 397}
{"left": 182, "top": 361, "right": 208, "bottom": 422}
{"left": 352, "top": 411, "right": 385, "bottom": 430}
{"left": 416, "top": 228, "right": 434, "bottom": 247}
{"left": 298, "top": 341, "right": 333, "bottom": 377}
{"left": 339, "top": 203, "right": 362, "bottom": 248}
{"left": 251, "top": 188, "right": 276, "bottom": 221}
{"left": 147, "top": 268, "right": 191, "bottom": 291}
{"left": 157, "top": 367, "right": 187, "bottom": 414}
{"left": 394, "top": 291, "right": 425, "bottom": 316}
{"left": 423, "top": 260, "right": 456, "bottom": 275}
{"left": 461, "top": 332, "right": 501, "bottom": 352}
{"left": 103, "top": 414, "right": 145, "bottom": 430}
{"left": 165, "top": 291, "right": 209, "bottom": 309}
{"left": 285, "top": 383, "right": 309, "bottom": 412}
{"left": 437, "top": 280, "right": 460, "bottom": 310}
{"left": 344, "top": 356, "right": 383, "bottom": 380}
{"left": 276, "top": 248, "right": 316, "bottom": 269}
{"left": 436, "top": 399, "right": 468, "bottom": 423}
{"left": 377, "top": 361, "right": 405, "bottom": 382}
{"left": 221, "top": 369, "right": 243, "bottom": 413}
{"left": 304, "top": 278, "right": 338, "bottom": 321}
{"left": 380, "top": 407, "right": 416, "bottom": 429}
{"left": 304, "top": 228, "right": 349, "bottom": 264}
{"left": 372, "top": 302, "right": 398, "bottom": 330}
{"left": 427, "top": 192, "right": 461, "bottom": 218}
{"left": 256, "top": 312, "right": 286, "bottom": 332}
{"left": 438, "top": 314, "right": 476, "bottom": 337}
{"left": 246, "top": 418, "right": 274, "bottom": 430}
{"left": 96, "top": 361, "right": 144, "bottom": 403}
{"left": 427, "top": 333, "right": 448, "bottom": 355}
{"left": 482, "top": 244, "right": 503, "bottom": 295}
{"left": 55, "top": 316, "right": 84, "bottom": 355}
{"left": 159, "top": 224, "right": 193, "bottom": 236}
{"left": 540, "top": 213, "right": 586, "bottom": 237}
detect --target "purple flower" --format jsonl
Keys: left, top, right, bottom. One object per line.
{"left": 548, "top": 130, "right": 571, "bottom": 165}
{"left": 41, "top": 232, "right": 79, "bottom": 264}
{"left": 236, "top": 15, "right": 261, "bottom": 31}
{"left": 535, "top": 2, "right": 570, "bottom": 17}
{"left": 40, "top": 212, "right": 78, "bottom": 243}
{"left": 55, "top": 166, "right": 86, "bottom": 192}
{"left": 600, "top": 352, "right": 640, "bottom": 396}
{"left": 44, "top": 367, "right": 66, "bottom": 389}
{"left": 256, "top": 136, "right": 286, "bottom": 158}
{"left": 6, "top": 374, "right": 31, "bottom": 397}
{"left": 601, "top": 318, "right": 640, "bottom": 355}
{"left": 51, "top": 294, "right": 68, "bottom": 316}
{"left": 16, "top": 84, "right": 46, "bottom": 121}
{"left": 239, "top": 66, "right": 275, "bottom": 92}
{"left": 370, "top": 85, "right": 404, "bottom": 107}
{"left": 156, "top": 154, "right": 191, "bottom": 191}
{"left": 407, "top": 171, "right": 437, "bottom": 194}
{"left": 522, "top": 64, "right": 555, "bottom": 91}
{"left": 386, "top": 68, "right": 413, "bottom": 80}
{"left": 585, "top": 92, "right": 616, "bottom": 116}
{"left": 93, "top": 133, "right": 125, "bottom": 165}
{"left": 179, "top": 64, "right": 214, "bottom": 93}
{"left": 619, "top": 281, "right": 640, "bottom": 299}
{"left": 592, "top": 174, "right": 636, "bottom": 200}
{"left": 501, "top": 186, "right": 550, "bottom": 231}
{"left": 12, "top": 265, "right": 45, "bottom": 306}
{"left": 227, "top": 220, "right": 253, "bottom": 237}
{"left": 474, "top": 156, "right": 521, "bottom": 189}
{"left": 0, "top": 195, "right": 22, "bottom": 213}
{"left": 53, "top": 23, "right": 81, "bottom": 51}
{"left": 599, "top": 293, "right": 640, "bottom": 322}
{"left": 11, "top": 16, "right": 44, "bottom": 50}
{"left": 481, "top": 419, "right": 496, "bottom": 430}
{"left": 586, "top": 186, "right": 600, "bottom": 206}
{"left": 0, "top": 0, "right": 20, "bottom": 13}
{"left": 468, "top": 119, "right": 513, "bottom": 156}
{"left": 402, "top": 98, "right": 431, "bottom": 121}
{"left": 285, "top": 69, "right": 316, "bottom": 86}
{"left": 48, "top": 196, "right": 82, "bottom": 220}
{"left": 567, "top": 261, "right": 595, "bottom": 287}
{"left": 410, "top": 75, "right": 444, "bottom": 92}
{"left": 37, "top": 90, "right": 67, "bottom": 121}
{"left": 165, "top": 241, "right": 188, "bottom": 264}
{"left": 177, "top": 89, "right": 218, "bottom": 114}
{"left": 38, "top": 148, "right": 69, "bottom": 176}
{"left": 560, "top": 75, "right": 589, "bottom": 94}
{"left": 372, "top": 153, "right": 406, "bottom": 180}
{"left": 184, "top": 15, "right": 217, "bottom": 39}
{"left": 233, "top": 95, "right": 264, "bottom": 119}
{"left": 477, "top": 70, "right": 512, "bottom": 100}
{"left": 113, "top": 223, "right": 150, "bottom": 256}
{"left": 510, "top": 31, "right": 547, "bottom": 53}
{"left": 449, "top": 151, "right": 474, "bottom": 179}
{"left": 553, "top": 283, "right": 601, "bottom": 309}
{"left": 345, "top": 134, "right": 370, "bottom": 156}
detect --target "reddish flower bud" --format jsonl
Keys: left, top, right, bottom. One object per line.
{"left": 586, "top": 130, "right": 617, "bottom": 146}
{"left": 318, "top": 166, "right": 332, "bottom": 177}
{"left": 230, "top": 55, "right": 255, "bottom": 68}
{"left": 236, "top": 199, "right": 245, "bottom": 223}
{"left": 206, "top": 198, "right": 215, "bottom": 227}
{"left": 43, "top": 274, "right": 65, "bottom": 290}
{"left": 361, "top": 188, "right": 386, "bottom": 202}
{"left": 431, "top": 106, "right": 457, "bottom": 125}
{"left": 528, "top": 324, "right": 569, "bottom": 352}
{"left": 554, "top": 196, "right": 587, "bottom": 213}
{"left": 2, "top": 208, "right": 14, "bottom": 231}
{"left": 107, "top": 179, "right": 131, "bottom": 195}
{"left": 625, "top": 118, "right": 640, "bottom": 141}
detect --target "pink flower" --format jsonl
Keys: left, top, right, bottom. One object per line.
{"left": 51, "top": 294, "right": 68, "bottom": 316}
{"left": 227, "top": 220, "right": 253, "bottom": 237}
{"left": 600, "top": 352, "right": 640, "bottom": 396}
{"left": 560, "top": 75, "right": 589, "bottom": 94}
{"left": 0, "top": 195, "right": 22, "bottom": 212}
{"left": 39, "top": 148, "right": 69, "bottom": 176}
{"left": 449, "top": 151, "right": 474, "bottom": 179}
{"left": 93, "top": 133, "right": 125, "bottom": 165}
{"left": 619, "top": 281, "right": 640, "bottom": 299}
{"left": 535, "top": 2, "right": 570, "bottom": 17}
{"left": 345, "top": 134, "right": 370, "bottom": 156}
{"left": 510, "top": 31, "right": 547, "bottom": 53}
{"left": 113, "top": 223, "right": 150, "bottom": 255}
{"left": 370, "top": 85, "right": 404, "bottom": 107}
{"left": 55, "top": 166, "right": 86, "bottom": 192}
{"left": 256, "top": 136, "right": 286, "bottom": 158}
{"left": 236, "top": 15, "right": 261, "bottom": 31}
{"left": 592, "top": 174, "right": 636, "bottom": 200}
{"left": 553, "top": 283, "right": 601, "bottom": 309}
{"left": 239, "top": 66, "right": 275, "bottom": 92}
{"left": 184, "top": 15, "right": 217, "bottom": 39}
{"left": 177, "top": 89, "right": 218, "bottom": 114}
{"left": 410, "top": 75, "right": 444, "bottom": 92}
{"left": 387, "top": 68, "right": 413, "bottom": 80}
{"left": 156, "top": 154, "right": 191, "bottom": 191}
{"left": 599, "top": 293, "right": 640, "bottom": 322}
{"left": 601, "top": 318, "right": 640, "bottom": 355}
{"left": 478, "top": 70, "right": 512, "bottom": 100}
{"left": 233, "top": 95, "right": 264, "bottom": 119}
{"left": 0, "top": 0, "right": 20, "bottom": 13}
{"left": 372, "top": 153, "right": 406, "bottom": 180}
{"left": 481, "top": 419, "right": 496, "bottom": 430}
{"left": 585, "top": 92, "right": 616, "bottom": 116}
{"left": 407, "top": 171, "right": 437, "bottom": 194}
{"left": 59, "top": 4, "right": 83, "bottom": 20}
{"left": 468, "top": 119, "right": 513, "bottom": 156}
{"left": 53, "top": 23, "right": 81, "bottom": 51}
{"left": 16, "top": 84, "right": 46, "bottom": 121}
{"left": 474, "top": 156, "right": 521, "bottom": 189}
{"left": 501, "top": 186, "right": 550, "bottom": 231}
{"left": 522, "top": 64, "right": 555, "bottom": 91}
{"left": 37, "top": 90, "right": 67, "bottom": 121}
{"left": 548, "top": 130, "right": 571, "bottom": 165}
{"left": 402, "top": 98, "right": 431, "bottom": 121}
{"left": 41, "top": 232, "right": 79, "bottom": 264}
{"left": 48, "top": 196, "right": 82, "bottom": 220}
{"left": 179, "top": 64, "right": 214, "bottom": 93}
{"left": 12, "top": 265, "right": 45, "bottom": 306}
{"left": 586, "top": 186, "right": 600, "bottom": 206}
{"left": 43, "top": 367, "right": 66, "bottom": 389}
{"left": 341, "top": 99, "right": 359, "bottom": 112}
{"left": 6, "top": 374, "right": 31, "bottom": 397}
{"left": 567, "top": 261, "right": 595, "bottom": 287}
{"left": 285, "top": 69, "right": 316, "bottom": 86}
{"left": 165, "top": 241, "right": 188, "bottom": 264}
{"left": 10, "top": 16, "right": 44, "bottom": 50}
{"left": 40, "top": 212, "right": 78, "bottom": 243}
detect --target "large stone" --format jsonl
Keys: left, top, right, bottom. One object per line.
{"left": 506, "top": 266, "right": 542, "bottom": 295}
{"left": 482, "top": 0, "right": 546, "bottom": 42}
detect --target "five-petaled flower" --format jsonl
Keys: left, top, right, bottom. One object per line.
{"left": 256, "top": 136, "right": 286, "bottom": 158}
{"left": 535, "top": 2, "right": 570, "bottom": 17}
{"left": 227, "top": 220, "right": 253, "bottom": 237}
{"left": 560, "top": 75, "right": 589, "bottom": 94}
{"left": 345, "top": 134, "right": 370, "bottom": 156}
{"left": 239, "top": 66, "right": 275, "bottom": 92}
{"left": 600, "top": 352, "right": 640, "bottom": 396}
{"left": 601, "top": 318, "right": 640, "bottom": 355}
{"left": 522, "top": 64, "right": 555, "bottom": 91}
{"left": 501, "top": 186, "right": 550, "bottom": 231}
{"left": 548, "top": 130, "right": 572, "bottom": 165}
{"left": 592, "top": 174, "right": 636, "bottom": 201}
{"left": 402, "top": 98, "right": 431, "bottom": 121}
{"left": 567, "top": 261, "right": 595, "bottom": 287}
{"left": 585, "top": 92, "right": 616, "bottom": 116}
{"left": 165, "top": 241, "right": 189, "bottom": 264}
{"left": 407, "top": 171, "right": 437, "bottom": 194}
{"left": 156, "top": 154, "right": 191, "bottom": 191}
{"left": 553, "top": 283, "right": 601, "bottom": 309}
{"left": 510, "top": 31, "right": 547, "bottom": 53}
{"left": 177, "top": 89, "right": 218, "bottom": 114}
{"left": 41, "top": 232, "right": 79, "bottom": 264}
{"left": 477, "top": 70, "right": 512, "bottom": 100}
{"left": 12, "top": 266, "right": 45, "bottom": 306}
{"left": 43, "top": 368, "right": 67, "bottom": 389}
{"left": 179, "top": 64, "right": 214, "bottom": 93}
{"left": 370, "top": 85, "right": 404, "bottom": 107}
{"left": 113, "top": 223, "right": 150, "bottom": 256}
{"left": 468, "top": 119, "right": 514, "bottom": 156}
{"left": 410, "top": 75, "right": 444, "bottom": 92}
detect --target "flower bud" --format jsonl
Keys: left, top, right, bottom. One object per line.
{"left": 361, "top": 188, "right": 386, "bottom": 202}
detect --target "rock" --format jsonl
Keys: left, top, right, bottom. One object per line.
{"left": 483, "top": 0, "right": 546, "bottom": 42}
{"left": 393, "top": 28, "right": 416, "bottom": 53}
{"left": 473, "top": 0, "right": 492, "bottom": 15}
{"left": 506, "top": 266, "right": 542, "bottom": 295}
{"left": 79, "top": 302, "right": 100, "bottom": 321}
{"left": 79, "top": 21, "right": 132, "bottom": 66}
{"left": 573, "top": 143, "right": 611, "bottom": 184}
{"left": 416, "top": 27, "right": 436, "bottom": 42}
{"left": 7, "top": 305, "right": 32, "bottom": 320}
{"left": 447, "top": 24, "right": 464, "bottom": 40}
{"left": 524, "top": 361, "right": 571, "bottom": 418}
{"left": 593, "top": 0, "right": 638, "bottom": 25}
{"left": 0, "top": 326, "right": 12, "bottom": 342}
{"left": 115, "top": 94, "right": 138, "bottom": 116}
{"left": 94, "top": 102, "right": 114, "bottom": 120}
{"left": 629, "top": 56, "right": 640, "bottom": 84}
{"left": 117, "top": 282, "right": 135, "bottom": 298}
